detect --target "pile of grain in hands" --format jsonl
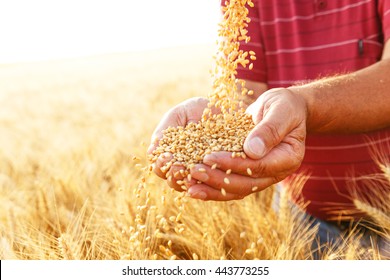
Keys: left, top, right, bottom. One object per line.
{"left": 149, "top": 0, "right": 256, "bottom": 182}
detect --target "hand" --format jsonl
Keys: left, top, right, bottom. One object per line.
{"left": 147, "top": 97, "right": 212, "bottom": 192}
{"left": 187, "top": 88, "right": 308, "bottom": 201}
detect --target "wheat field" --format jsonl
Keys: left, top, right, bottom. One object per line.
{"left": 0, "top": 45, "right": 389, "bottom": 260}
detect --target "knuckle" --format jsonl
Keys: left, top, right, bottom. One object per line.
{"left": 287, "top": 145, "right": 305, "bottom": 172}
{"left": 262, "top": 122, "right": 281, "bottom": 146}
{"left": 251, "top": 161, "right": 267, "bottom": 176}
{"left": 290, "top": 155, "right": 302, "bottom": 172}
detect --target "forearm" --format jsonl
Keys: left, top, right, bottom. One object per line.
{"left": 289, "top": 57, "right": 390, "bottom": 134}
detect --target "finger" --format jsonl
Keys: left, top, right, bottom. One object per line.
{"left": 165, "top": 163, "right": 188, "bottom": 192}
{"left": 203, "top": 151, "right": 258, "bottom": 176}
{"left": 188, "top": 184, "right": 243, "bottom": 201}
{"left": 244, "top": 113, "right": 290, "bottom": 160}
{"left": 153, "top": 152, "right": 174, "bottom": 179}
{"left": 190, "top": 164, "right": 276, "bottom": 196}
{"left": 152, "top": 153, "right": 193, "bottom": 192}
{"left": 244, "top": 89, "right": 304, "bottom": 160}
{"left": 203, "top": 141, "right": 303, "bottom": 178}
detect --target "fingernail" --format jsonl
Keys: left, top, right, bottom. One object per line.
{"left": 203, "top": 154, "right": 215, "bottom": 165}
{"left": 188, "top": 188, "right": 207, "bottom": 200}
{"left": 191, "top": 166, "right": 209, "bottom": 182}
{"left": 245, "top": 137, "right": 265, "bottom": 159}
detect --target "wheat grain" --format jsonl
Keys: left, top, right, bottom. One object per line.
{"left": 149, "top": 0, "right": 256, "bottom": 174}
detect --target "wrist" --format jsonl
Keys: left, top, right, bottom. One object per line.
{"left": 287, "top": 86, "right": 312, "bottom": 133}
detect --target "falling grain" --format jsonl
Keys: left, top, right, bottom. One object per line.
{"left": 149, "top": 0, "right": 256, "bottom": 173}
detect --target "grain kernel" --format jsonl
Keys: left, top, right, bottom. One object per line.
{"left": 148, "top": 0, "right": 256, "bottom": 179}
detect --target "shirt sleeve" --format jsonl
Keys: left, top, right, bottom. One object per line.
{"left": 235, "top": 0, "right": 267, "bottom": 83}
{"left": 379, "top": 0, "right": 390, "bottom": 42}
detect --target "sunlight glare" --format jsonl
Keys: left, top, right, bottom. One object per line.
{"left": 0, "top": 0, "right": 220, "bottom": 63}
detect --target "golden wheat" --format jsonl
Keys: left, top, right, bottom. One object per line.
{"left": 0, "top": 14, "right": 389, "bottom": 262}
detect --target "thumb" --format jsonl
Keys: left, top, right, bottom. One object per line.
{"left": 243, "top": 92, "right": 292, "bottom": 160}
{"left": 244, "top": 121, "right": 281, "bottom": 160}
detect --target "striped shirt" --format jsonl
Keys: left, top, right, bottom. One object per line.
{"left": 236, "top": 0, "right": 390, "bottom": 220}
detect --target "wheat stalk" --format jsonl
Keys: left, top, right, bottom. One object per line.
{"left": 57, "top": 234, "right": 80, "bottom": 260}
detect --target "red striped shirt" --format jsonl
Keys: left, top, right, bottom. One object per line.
{"left": 236, "top": 0, "right": 390, "bottom": 220}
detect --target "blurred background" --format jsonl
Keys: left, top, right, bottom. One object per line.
{"left": 0, "top": 0, "right": 220, "bottom": 64}
{"left": 1, "top": 0, "right": 388, "bottom": 261}
{"left": 0, "top": 0, "right": 223, "bottom": 260}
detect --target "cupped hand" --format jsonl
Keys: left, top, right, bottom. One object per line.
{"left": 187, "top": 88, "right": 308, "bottom": 201}
{"left": 147, "top": 97, "right": 212, "bottom": 192}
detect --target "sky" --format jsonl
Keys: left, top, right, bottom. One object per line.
{"left": 0, "top": 0, "right": 220, "bottom": 64}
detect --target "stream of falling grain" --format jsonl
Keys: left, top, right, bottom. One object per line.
{"left": 149, "top": 0, "right": 256, "bottom": 176}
